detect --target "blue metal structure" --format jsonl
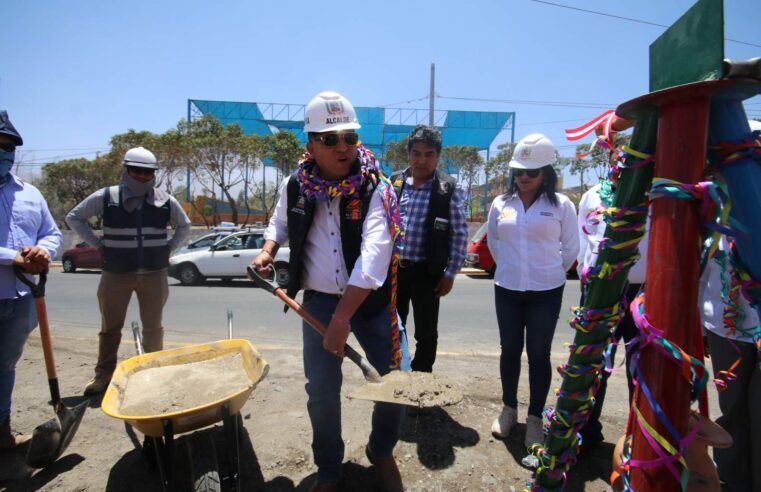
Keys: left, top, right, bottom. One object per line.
{"left": 188, "top": 99, "right": 515, "bottom": 172}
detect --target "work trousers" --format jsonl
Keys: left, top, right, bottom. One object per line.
{"left": 0, "top": 295, "right": 37, "bottom": 423}
{"left": 396, "top": 263, "right": 440, "bottom": 372}
{"left": 301, "top": 291, "right": 403, "bottom": 486}
{"left": 580, "top": 283, "right": 640, "bottom": 444}
{"left": 707, "top": 330, "right": 761, "bottom": 492}
{"left": 495, "top": 284, "right": 564, "bottom": 418}
{"left": 95, "top": 270, "right": 168, "bottom": 376}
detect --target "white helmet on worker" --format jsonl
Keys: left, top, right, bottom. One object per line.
{"left": 304, "top": 91, "right": 361, "bottom": 133}
{"left": 749, "top": 119, "right": 761, "bottom": 132}
{"left": 509, "top": 133, "right": 556, "bottom": 170}
{"left": 123, "top": 146, "right": 158, "bottom": 170}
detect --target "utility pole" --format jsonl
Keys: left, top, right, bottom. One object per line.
{"left": 429, "top": 63, "right": 435, "bottom": 126}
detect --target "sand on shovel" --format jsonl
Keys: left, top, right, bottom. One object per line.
{"left": 118, "top": 353, "right": 252, "bottom": 416}
{"left": 347, "top": 371, "right": 463, "bottom": 407}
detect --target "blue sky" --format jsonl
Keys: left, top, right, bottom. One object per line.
{"left": 3, "top": 0, "right": 759, "bottom": 186}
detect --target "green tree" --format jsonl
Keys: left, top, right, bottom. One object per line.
{"left": 486, "top": 142, "right": 516, "bottom": 194}
{"left": 184, "top": 114, "right": 264, "bottom": 225}
{"left": 40, "top": 156, "right": 122, "bottom": 225}
{"left": 442, "top": 145, "right": 483, "bottom": 219}
{"left": 382, "top": 137, "right": 410, "bottom": 171}
{"left": 265, "top": 130, "right": 304, "bottom": 178}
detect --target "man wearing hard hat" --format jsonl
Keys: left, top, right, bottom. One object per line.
{"left": 0, "top": 111, "right": 62, "bottom": 452}
{"left": 252, "top": 91, "right": 404, "bottom": 492}
{"left": 66, "top": 147, "right": 191, "bottom": 395}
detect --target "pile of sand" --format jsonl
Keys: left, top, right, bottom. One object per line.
{"left": 118, "top": 353, "right": 252, "bottom": 416}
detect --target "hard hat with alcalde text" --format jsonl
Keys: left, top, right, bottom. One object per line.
{"left": 304, "top": 91, "right": 361, "bottom": 134}
{"left": 509, "top": 133, "right": 556, "bottom": 170}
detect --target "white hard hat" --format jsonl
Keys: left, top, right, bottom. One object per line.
{"left": 304, "top": 91, "right": 361, "bottom": 133}
{"left": 123, "top": 147, "right": 158, "bottom": 169}
{"left": 749, "top": 119, "right": 761, "bottom": 132}
{"left": 509, "top": 133, "right": 556, "bottom": 170}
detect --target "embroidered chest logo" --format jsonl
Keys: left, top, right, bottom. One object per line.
{"left": 500, "top": 209, "right": 517, "bottom": 220}
{"left": 345, "top": 199, "right": 361, "bottom": 220}
{"left": 540, "top": 211, "right": 554, "bottom": 217}
{"left": 291, "top": 196, "right": 306, "bottom": 215}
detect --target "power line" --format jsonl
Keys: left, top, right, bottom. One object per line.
{"left": 516, "top": 118, "right": 589, "bottom": 127}
{"left": 18, "top": 150, "right": 102, "bottom": 164}
{"left": 20, "top": 146, "right": 108, "bottom": 152}
{"left": 530, "top": 0, "right": 761, "bottom": 49}
{"left": 437, "top": 94, "right": 613, "bottom": 109}
{"left": 377, "top": 95, "right": 430, "bottom": 108}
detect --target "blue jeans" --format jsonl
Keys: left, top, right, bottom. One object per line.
{"left": 495, "top": 284, "right": 564, "bottom": 417}
{"left": 0, "top": 295, "right": 38, "bottom": 423}
{"left": 302, "top": 292, "right": 404, "bottom": 485}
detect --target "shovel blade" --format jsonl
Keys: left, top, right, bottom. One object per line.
{"left": 347, "top": 371, "right": 463, "bottom": 407}
{"left": 26, "top": 401, "right": 87, "bottom": 468}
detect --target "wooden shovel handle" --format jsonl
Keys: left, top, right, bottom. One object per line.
{"left": 35, "top": 297, "right": 58, "bottom": 382}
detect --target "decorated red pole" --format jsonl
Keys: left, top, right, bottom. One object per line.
{"left": 627, "top": 86, "right": 711, "bottom": 491}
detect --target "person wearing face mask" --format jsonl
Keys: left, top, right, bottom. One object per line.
{"left": 66, "top": 146, "right": 190, "bottom": 395}
{"left": 0, "top": 111, "right": 62, "bottom": 452}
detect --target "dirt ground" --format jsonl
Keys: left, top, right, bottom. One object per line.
{"left": 1, "top": 333, "right": 665, "bottom": 491}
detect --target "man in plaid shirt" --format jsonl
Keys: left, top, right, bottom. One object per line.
{"left": 391, "top": 125, "right": 468, "bottom": 372}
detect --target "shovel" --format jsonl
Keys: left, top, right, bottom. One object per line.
{"left": 246, "top": 266, "right": 463, "bottom": 407}
{"left": 14, "top": 266, "right": 88, "bottom": 468}
{"left": 247, "top": 265, "right": 382, "bottom": 383}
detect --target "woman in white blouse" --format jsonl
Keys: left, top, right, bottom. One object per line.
{"left": 487, "top": 133, "right": 579, "bottom": 449}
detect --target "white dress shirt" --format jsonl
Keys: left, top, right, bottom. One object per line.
{"left": 265, "top": 176, "right": 392, "bottom": 295}
{"left": 487, "top": 192, "right": 578, "bottom": 292}
{"left": 576, "top": 183, "right": 648, "bottom": 284}
{"left": 699, "top": 236, "right": 760, "bottom": 343}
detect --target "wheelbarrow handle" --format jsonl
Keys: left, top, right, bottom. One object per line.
{"left": 246, "top": 266, "right": 382, "bottom": 383}
{"left": 13, "top": 264, "right": 47, "bottom": 298}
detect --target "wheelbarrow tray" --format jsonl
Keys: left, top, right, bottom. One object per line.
{"left": 101, "top": 339, "right": 268, "bottom": 437}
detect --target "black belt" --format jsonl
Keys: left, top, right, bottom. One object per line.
{"left": 303, "top": 289, "right": 342, "bottom": 300}
{"left": 399, "top": 259, "right": 424, "bottom": 269}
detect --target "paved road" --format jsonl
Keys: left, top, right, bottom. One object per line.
{"left": 43, "top": 269, "right": 583, "bottom": 357}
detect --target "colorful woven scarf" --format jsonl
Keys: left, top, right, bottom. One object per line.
{"left": 296, "top": 145, "right": 406, "bottom": 369}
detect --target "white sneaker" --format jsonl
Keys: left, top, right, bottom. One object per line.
{"left": 525, "top": 415, "right": 545, "bottom": 448}
{"left": 491, "top": 406, "right": 517, "bottom": 438}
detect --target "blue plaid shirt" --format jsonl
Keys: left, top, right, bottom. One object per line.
{"left": 397, "top": 173, "right": 468, "bottom": 279}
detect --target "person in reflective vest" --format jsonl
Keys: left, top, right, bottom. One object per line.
{"left": 66, "top": 146, "right": 190, "bottom": 395}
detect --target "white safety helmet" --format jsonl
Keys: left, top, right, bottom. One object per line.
{"left": 509, "top": 133, "right": 556, "bottom": 170}
{"left": 304, "top": 91, "right": 361, "bottom": 133}
{"left": 749, "top": 119, "right": 761, "bottom": 132}
{"left": 123, "top": 146, "right": 158, "bottom": 170}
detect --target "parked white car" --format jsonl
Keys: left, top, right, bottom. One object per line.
{"left": 174, "top": 231, "right": 236, "bottom": 255}
{"left": 169, "top": 229, "right": 290, "bottom": 287}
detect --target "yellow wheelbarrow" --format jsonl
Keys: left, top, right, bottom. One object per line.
{"left": 102, "top": 312, "right": 268, "bottom": 491}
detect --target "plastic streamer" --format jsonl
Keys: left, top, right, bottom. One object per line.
{"left": 708, "top": 130, "right": 761, "bottom": 166}
{"left": 620, "top": 293, "right": 708, "bottom": 489}
{"left": 527, "top": 299, "right": 628, "bottom": 490}
{"left": 528, "top": 138, "right": 653, "bottom": 492}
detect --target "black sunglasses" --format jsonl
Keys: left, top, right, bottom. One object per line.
{"left": 0, "top": 143, "right": 15, "bottom": 152}
{"left": 126, "top": 166, "right": 156, "bottom": 176}
{"left": 513, "top": 169, "right": 541, "bottom": 178}
{"left": 315, "top": 132, "right": 359, "bottom": 147}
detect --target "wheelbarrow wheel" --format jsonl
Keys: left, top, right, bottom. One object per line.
{"left": 186, "top": 433, "right": 221, "bottom": 492}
